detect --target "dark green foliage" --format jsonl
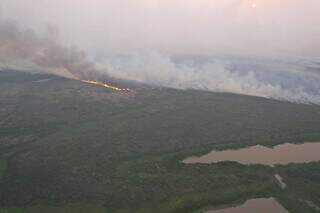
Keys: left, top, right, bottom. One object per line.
{"left": 1, "top": 70, "right": 320, "bottom": 212}
{"left": 0, "top": 159, "right": 7, "bottom": 180}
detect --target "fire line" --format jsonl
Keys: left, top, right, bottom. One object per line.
{"left": 80, "top": 79, "right": 131, "bottom": 92}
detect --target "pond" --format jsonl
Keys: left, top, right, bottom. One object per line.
{"left": 205, "top": 198, "right": 288, "bottom": 213}
{"left": 183, "top": 142, "right": 320, "bottom": 166}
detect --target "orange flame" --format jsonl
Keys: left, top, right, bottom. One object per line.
{"left": 81, "top": 80, "right": 131, "bottom": 92}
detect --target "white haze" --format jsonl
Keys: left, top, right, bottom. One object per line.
{"left": 98, "top": 52, "right": 320, "bottom": 104}
{"left": 1, "top": 0, "right": 320, "bottom": 104}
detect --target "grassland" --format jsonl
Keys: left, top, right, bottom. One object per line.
{"left": 0, "top": 70, "right": 320, "bottom": 212}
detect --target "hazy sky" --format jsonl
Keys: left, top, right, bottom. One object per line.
{"left": 2, "top": 0, "right": 320, "bottom": 57}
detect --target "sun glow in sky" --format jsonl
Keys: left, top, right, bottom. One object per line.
{"left": 2, "top": 0, "right": 320, "bottom": 56}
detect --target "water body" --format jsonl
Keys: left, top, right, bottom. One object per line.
{"left": 205, "top": 198, "right": 288, "bottom": 213}
{"left": 183, "top": 142, "right": 320, "bottom": 166}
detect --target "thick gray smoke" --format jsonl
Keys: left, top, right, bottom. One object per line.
{"left": 0, "top": 16, "right": 99, "bottom": 80}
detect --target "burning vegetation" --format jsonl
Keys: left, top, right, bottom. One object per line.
{"left": 0, "top": 16, "right": 133, "bottom": 93}
{"left": 80, "top": 79, "right": 132, "bottom": 92}
{"left": 0, "top": 16, "right": 130, "bottom": 93}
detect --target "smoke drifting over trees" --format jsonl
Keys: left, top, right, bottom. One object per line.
{"left": 100, "top": 52, "right": 320, "bottom": 104}
{"left": 1, "top": 0, "right": 320, "bottom": 104}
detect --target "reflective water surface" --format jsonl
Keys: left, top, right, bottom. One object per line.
{"left": 183, "top": 142, "right": 320, "bottom": 166}
{"left": 206, "top": 198, "right": 288, "bottom": 213}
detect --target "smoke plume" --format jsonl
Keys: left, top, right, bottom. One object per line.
{"left": 0, "top": 16, "right": 99, "bottom": 80}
